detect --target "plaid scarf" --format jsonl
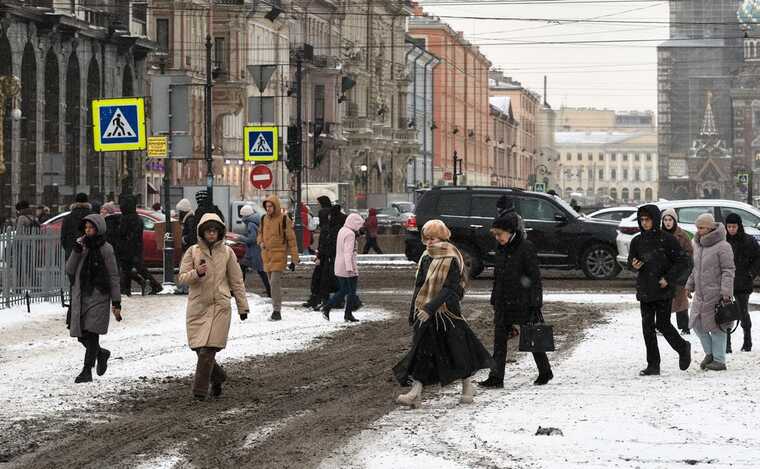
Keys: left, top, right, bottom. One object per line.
{"left": 414, "top": 241, "right": 466, "bottom": 314}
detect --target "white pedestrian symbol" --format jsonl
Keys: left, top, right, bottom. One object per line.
{"left": 251, "top": 133, "right": 272, "bottom": 154}
{"left": 103, "top": 108, "right": 136, "bottom": 138}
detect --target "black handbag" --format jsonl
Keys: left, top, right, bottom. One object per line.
{"left": 715, "top": 299, "right": 741, "bottom": 333}
{"left": 519, "top": 310, "right": 556, "bottom": 353}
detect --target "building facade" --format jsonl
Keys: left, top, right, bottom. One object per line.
{"left": 657, "top": 0, "right": 743, "bottom": 200}
{"left": 406, "top": 37, "right": 439, "bottom": 190}
{"left": 0, "top": 0, "right": 153, "bottom": 220}
{"left": 409, "top": 10, "right": 492, "bottom": 187}
{"left": 488, "top": 96, "right": 519, "bottom": 187}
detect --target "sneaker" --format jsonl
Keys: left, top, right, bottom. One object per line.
{"left": 270, "top": 310, "right": 282, "bottom": 321}
{"left": 96, "top": 349, "right": 110, "bottom": 376}
{"left": 700, "top": 354, "right": 713, "bottom": 370}
{"left": 679, "top": 342, "right": 691, "bottom": 371}
{"left": 639, "top": 366, "right": 660, "bottom": 376}
{"left": 705, "top": 361, "right": 726, "bottom": 371}
{"left": 477, "top": 376, "right": 504, "bottom": 388}
{"left": 534, "top": 371, "right": 554, "bottom": 386}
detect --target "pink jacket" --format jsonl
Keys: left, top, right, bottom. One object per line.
{"left": 334, "top": 213, "right": 364, "bottom": 278}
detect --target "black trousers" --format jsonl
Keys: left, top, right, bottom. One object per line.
{"left": 77, "top": 331, "right": 101, "bottom": 367}
{"left": 727, "top": 293, "right": 752, "bottom": 349}
{"left": 490, "top": 310, "right": 551, "bottom": 381}
{"left": 243, "top": 266, "right": 271, "bottom": 295}
{"left": 121, "top": 258, "right": 162, "bottom": 292}
{"left": 675, "top": 310, "right": 690, "bottom": 331}
{"left": 641, "top": 299, "right": 688, "bottom": 368}
{"left": 362, "top": 237, "right": 383, "bottom": 254}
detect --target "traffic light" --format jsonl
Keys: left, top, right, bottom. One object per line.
{"left": 286, "top": 125, "right": 301, "bottom": 172}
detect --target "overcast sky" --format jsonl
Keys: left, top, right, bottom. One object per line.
{"left": 419, "top": 1, "right": 671, "bottom": 113}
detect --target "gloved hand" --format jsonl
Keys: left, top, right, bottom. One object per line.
{"left": 240, "top": 312, "right": 248, "bottom": 321}
{"left": 288, "top": 262, "right": 296, "bottom": 272}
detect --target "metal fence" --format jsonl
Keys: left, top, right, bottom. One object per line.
{"left": 0, "top": 226, "right": 68, "bottom": 309}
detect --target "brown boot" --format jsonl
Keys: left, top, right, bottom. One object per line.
{"left": 193, "top": 349, "right": 216, "bottom": 400}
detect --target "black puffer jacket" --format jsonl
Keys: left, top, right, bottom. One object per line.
{"left": 726, "top": 214, "right": 760, "bottom": 294}
{"left": 60, "top": 202, "right": 93, "bottom": 259}
{"left": 490, "top": 230, "right": 542, "bottom": 324}
{"left": 408, "top": 256, "right": 464, "bottom": 325}
{"left": 628, "top": 204, "right": 692, "bottom": 302}
{"left": 316, "top": 196, "right": 332, "bottom": 257}
{"left": 117, "top": 195, "right": 144, "bottom": 263}
{"left": 104, "top": 213, "right": 122, "bottom": 260}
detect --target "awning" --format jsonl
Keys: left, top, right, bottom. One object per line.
{"left": 147, "top": 182, "right": 159, "bottom": 194}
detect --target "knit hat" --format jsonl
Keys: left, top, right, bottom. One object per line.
{"left": 421, "top": 219, "right": 451, "bottom": 241}
{"left": 661, "top": 207, "right": 677, "bottom": 223}
{"left": 101, "top": 202, "right": 117, "bottom": 215}
{"left": 725, "top": 212, "right": 743, "bottom": 226}
{"left": 195, "top": 190, "right": 209, "bottom": 204}
{"left": 240, "top": 205, "right": 255, "bottom": 217}
{"left": 695, "top": 212, "right": 716, "bottom": 229}
{"left": 176, "top": 198, "right": 192, "bottom": 213}
{"left": 75, "top": 193, "right": 88, "bottom": 203}
{"left": 492, "top": 212, "right": 519, "bottom": 233}
{"left": 15, "top": 200, "right": 29, "bottom": 211}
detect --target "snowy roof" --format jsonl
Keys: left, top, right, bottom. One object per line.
{"left": 555, "top": 131, "right": 639, "bottom": 145}
{"left": 489, "top": 96, "right": 512, "bottom": 115}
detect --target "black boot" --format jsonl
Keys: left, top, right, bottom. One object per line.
{"left": 742, "top": 329, "right": 752, "bottom": 352}
{"left": 534, "top": 371, "right": 554, "bottom": 385}
{"left": 211, "top": 363, "right": 227, "bottom": 397}
{"left": 639, "top": 366, "right": 660, "bottom": 376}
{"left": 96, "top": 348, "right": 111, "bottom": 376}
{"left": 344, "top": 311, "right": 359, "bottom": 323}
{"left": 322, "top": 304, "right": 331, "bottom": 321}
{"left": 75, "top": 366, "right": 93, "bottom": 383}
{"left": 726, "top": 333, "right": 733, "bottom": 354}
{"left": 478, "top": 376, "right": 504, "bottom": 388}
{"left": 679, "top": 342, "right": 692, "bottom": 370}
{"left": 270, "top": 310, "right": 282, "bottom": 321}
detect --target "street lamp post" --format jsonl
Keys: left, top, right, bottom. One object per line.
{"left": 0, "top": 75, "right": 22, "bottom": 177}
{"left": 360, "top": 164, "right": 368, "bottom": 209}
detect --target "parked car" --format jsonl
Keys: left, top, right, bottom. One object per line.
{"left": 405, "top": 186, "right": 622, "bottom": 280}
{"left": 587, "top": 206, "right": 637, "bottom": 222}
{"left": 390, "top": 201, "right": 415, "bottom": 227}
{"left": 615, "top": 199, "right": 760, "bottom": 268}
{"left": 43, "top": 208, "right": 245, "bottom": 267}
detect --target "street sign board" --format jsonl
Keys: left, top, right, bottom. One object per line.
{"left": 534, "top": 183, "right": 546, "bottom": 193}
{"left": 244, "top": 126, "right": 278, "bottom": 162}
{"left": 147, "top": 136, "right": 168, "bottom": 158}
{"left": 92, "top": 97, "right": 146, "bottom": 152}
{"left": 250, "top": 164, "right": 273, "bottom": 190}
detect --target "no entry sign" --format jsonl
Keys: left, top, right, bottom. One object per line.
{"left": 250, "top": 164, "right": 273, "bottom": 190}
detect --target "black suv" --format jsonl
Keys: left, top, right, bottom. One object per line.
{"left": 405, "top": 186, "right": 622, "bottom": 280}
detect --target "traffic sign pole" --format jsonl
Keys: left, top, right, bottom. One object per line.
{"left": 162, "top": 86, "right": 174, "bottom": 285}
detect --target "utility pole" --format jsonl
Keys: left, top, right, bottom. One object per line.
{"left": 162, "top": 86, "right": 174, "bottom": 284}
{"left": 205, "top": 33, "right": 214, "bottom": 203}
{"left": 294, "top": 53, "right": 304, "bottom": 252}
{"left": 453, "top": 150, "right": 459, "bottom": 186}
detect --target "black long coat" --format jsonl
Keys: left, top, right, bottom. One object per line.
{"left": 628, "top": 204, "right": 692, "bottom": 303}
{"left": 727, "top": 223, "right": 760, "bottom": 294}
{"left": 408, "top": 255, "right": 464, "bottom": 325}
{"left": 117, "top": 195, "right": 144, "bottom": 264}
{"left": 490, "top": 231, "right": 542, "bottom": 325}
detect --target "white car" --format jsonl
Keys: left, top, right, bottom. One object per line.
{"left": 587, "top": 206, "right": 637, "bottom": 222}
{"left": 616, "top": 199, "right": 760, "bottom": 267}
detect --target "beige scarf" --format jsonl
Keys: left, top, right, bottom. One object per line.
{"left": 414, "top": 242, "right": 466, "bottom": 314}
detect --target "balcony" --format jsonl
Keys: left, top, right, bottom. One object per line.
{"left": 215, "top": 0, "right": 244, "bottom": 4}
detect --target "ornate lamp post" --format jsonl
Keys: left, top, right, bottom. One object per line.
{"left": 0, "top": 75, "right": 22, "bottom": 176}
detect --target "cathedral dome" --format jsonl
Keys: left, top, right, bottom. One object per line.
{"left": 739, "top": 0, "right": 760, "bottom": 29}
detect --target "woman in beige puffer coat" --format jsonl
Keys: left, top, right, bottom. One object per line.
{"left": 686, "top": 213, "right": 734, "bottom": 371}
{"left": 179, "top": 213, "right": 250, "bottom": 400}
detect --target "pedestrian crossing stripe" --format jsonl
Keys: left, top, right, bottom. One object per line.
{"left": 92, "top": 97, "right": 146, "bottom": 152}
{"left": 243, "top": 125, "right": 279, "bottom": 162}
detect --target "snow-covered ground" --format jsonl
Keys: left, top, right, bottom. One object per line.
{"left": 323, "top": 297, "right": 760, "bottom": 469}
{"left": 0, "top": 293, "right": 387, "bottom": 422}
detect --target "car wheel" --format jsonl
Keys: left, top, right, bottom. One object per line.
{"left": 458, "top": 245, "right": 484, "bottom": 279}
{"left": 581, "top": 243, "right": 621, "bottom": 280}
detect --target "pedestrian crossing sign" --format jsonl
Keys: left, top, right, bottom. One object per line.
{"left": 92, "top": 97, "right": 146, "bottom": 152}
{"left": 243, "top": 126, "right": 278, "bottom": 162}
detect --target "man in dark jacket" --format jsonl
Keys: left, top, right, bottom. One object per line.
{"left": 629, "top": 204, "right": 693, "bottom": 376}
{"left": 174, "top": 198, "right": 196, "bottom": 295}
{"left": 61, "top": 193, "right": 93, "bottom": 260}
{"left": 303, "top": 196, "right": 332, "bottom": 307}
{"left": 480, "top": 212, "right": 552, "bottom": 388}
{"left": 118, "top": 194, "right": 162, "bottom": 295}
{"left": 725, "top": 212, "right": 760, "bottom": 352}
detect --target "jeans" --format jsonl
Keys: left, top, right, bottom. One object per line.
{"left": 641, "top": 299, "right": 689, "bottom": 368}
{"left": 327, "top": 276, "right": 358, "bottom": 314}
{"left": 675, "top": 310, "right": 690, "bottom": 331}
{"left": 489, "top": 310, "right": 551, "bottom": 381}
{"left": 694, "top": 325, "right": 727, "bottom": 364}
{"left": 362, "top": 237, "right": 383, "bottom": 254}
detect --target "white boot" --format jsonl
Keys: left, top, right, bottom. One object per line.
{"left": 396, "top": 380, "right": 423, "bottom": 408}
{"left": 460, "top": 378, "right": 474, "bottom": 404}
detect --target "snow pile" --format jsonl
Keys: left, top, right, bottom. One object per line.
{"left": 0, "top": 293, "right": 386, "bottom": 422}
{"left": 323, "top": 306, "right": 760, "bottom": 468}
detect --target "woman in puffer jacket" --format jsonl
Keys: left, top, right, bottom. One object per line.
{"left": 686, "top": 213, "right": 735, "bottom": 371}
{"left": 662, "top": 208, "right": 694, "bottom": 334}
{"left": 321, "top": 213, "right": 364, "bottom": 322}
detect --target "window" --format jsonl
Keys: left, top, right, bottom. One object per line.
{"left": 314, "top": 85, "right": 325, "bottom": 123}
{"left": 645, "top": 188, "right": 653, "bottom": 201}
{"left": 621, "top": 188, "right": 630, "bottom": 201}
{"left": 623, "top": 153, "right": 629, "bottom": 162}
{"left": 610, "top": 188, "right": 618, "bottom": 200}
{"left": 635, "top": 153, "right": 640, "bottom": 162}
{"left": 598, "top": 169, "right": 604, "bottom": 180}
{"left": 646, "top": 153, "right": 652, "bottom": 162}
{"left": 611, "top": 153, "right": 617, "bottom": 161}
{"left": 140, "top": 215, "right": 156, "bottom": 231}
{"left": 598, "top": 153, "right": 604, "bottom": 161}
{"left": 611, "top": 169, "right": 617, "bottom": 180}
{"left": 721, "top": 208, "right": 760, "bottom": 227}
{"left": 566, "top": 153, "right": 572, "bottom": 161}
{"left": 635, "top": 169, "right": 640, "bottom": 181}
{"left": 623, "top": 169, "right": 629, "bottom": 180}
{"left": 470, "top": 195, "right": 502, "bottom": 218}
{"left": 587, "top": 153, "right": 593, "bottom": 161}
{"left": 436, "top": 192, "right": 470, "bottom": 216}
{"left": 156, "top": 18, "right": 170, "bottom": 51}
{"left": 577, "top": 153, "right": 582, "bottom": 161}
{"left": 633, "top": 188, "right": 641, "bottom": 201}
{"left": 517, "top": 198, "right": 560, "bottom": 221}
{"left": 587, "top": 168, "right": 592, "bottom": 180}
{"left": 214, "top": 37, "right": 226, "bottom": 72}
{"left": 676, "top": 207, "right": 712, "bottom": 225}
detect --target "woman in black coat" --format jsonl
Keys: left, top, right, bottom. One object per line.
{"left": 479, "top": 212, "right": 553, "bottom": 388}
{"left": 393, "top": 220, "right": 492, "bottom": 407}
{"left": 725, "top": 213, "right": 760, "bottom": 352}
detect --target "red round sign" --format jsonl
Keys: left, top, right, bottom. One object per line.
{"left": 250, "top": 164, "right": 273, "bottom": 190}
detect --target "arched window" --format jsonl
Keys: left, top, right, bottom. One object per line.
{"left": 621, "top": 188, "right": 630, "bottom": 201}
{"left": 564, "top": 187, "right": 573, "bottom": 199}
{"left": 645, "top": 187, "right": 653, "bottom": 202}
{"left": 633, "top": 188, "right": 642, "bottom": 201}
{"left": 610, "top": 188, "right": 618, "bottom": 201}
